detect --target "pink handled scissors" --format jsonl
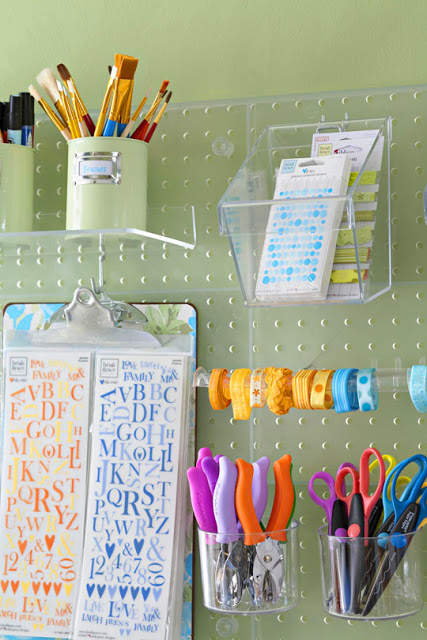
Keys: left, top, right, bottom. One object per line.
{"left": 335, "top": 448, "right": 385, "bottom": 538}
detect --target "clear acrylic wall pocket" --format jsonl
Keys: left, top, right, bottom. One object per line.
{"left": 0, "top": 143, "right": 34, "bottom": 232}
{"left": 218, "top": 116, "right": 391, "bottom": 307}
{"left": 198, "top": 520, "right": 300, "bottom": 615}
{"left": 66, "top": 137, "right": 148, "bottom": 231}
{"left": 318, "top": 525, "right": 425, "bottom": 620}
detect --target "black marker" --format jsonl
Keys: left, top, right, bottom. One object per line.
{"left": 20, "top": 92, "right": 34, "bottom": 147}
{"left": 7, "top": 95, "right": 22, "bottom": 145}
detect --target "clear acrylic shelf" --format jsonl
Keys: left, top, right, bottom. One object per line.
{"left": 218, "top": 117, "right": 391, "bottom": 307}
{"left": 0, "top": 205, "right": 196, "bottom": 257}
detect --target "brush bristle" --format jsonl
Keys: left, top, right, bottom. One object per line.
{"left": 57, "top": 63, "right": 71, "bottom": 82}
{"left": 114, "top": 54, "right": 124, "bottom": 67}
{"left": 160, "top": 80, "right": 169, "bottom": 93}
{"left": 28, "top": 84, "right": 42, "bottom": 103}
{"left": 36, "top": 68, "right": 60, "bottom": 102}
{"left": 118, "top": 55, "right": 138, "bottom": 79}
{"left": 165, "top": 91, "right": 172, "bottom": 103}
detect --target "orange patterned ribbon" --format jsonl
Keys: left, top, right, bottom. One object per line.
{"left": 208, "top": 368, "right": 231, "bottom": 410}
{"left": 310, "top": 369, "right": 335, "bottom": 410}
{"left": 250, "top": 368, "right": 266, "bottom": 408}
{"left": 292, "top": 369, "right": 318, "bottom": 409}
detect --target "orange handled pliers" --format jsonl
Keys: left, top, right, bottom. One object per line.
{"left": 235, "top": 454, "right": 295, "bottom": 605}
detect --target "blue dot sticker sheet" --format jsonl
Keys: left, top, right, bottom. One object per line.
{"left": 256, "top": 155, "right": 351, "bottom": 302}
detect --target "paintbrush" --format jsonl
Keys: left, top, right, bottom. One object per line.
{"left": 28, "top": 84, "right": 71, "bottom": 141}
{"left": 144, "top": 91, "right": 172, "bottom": 143}
{"left": 120, "top": 87, "right": 152, "bottom": 138}
{"left": 57, "top": 63, "right": 95, "bottom": 135}
{"left": 131, "top": 80, "right": 169, "bottom": 140}
{"left": 104, "top": 55, "right": 138, "bottom": 136}
{"left": 94, "top": 57, "right": 121, "bottom": 136}
{"left": 66, "top": 82, "right": 89, "bottom": 137}
{"left": 36, "top": 68, "right": 67, "bottom": 125}
{"left": 58, "top": 81, "right": 80, "bottom": 139}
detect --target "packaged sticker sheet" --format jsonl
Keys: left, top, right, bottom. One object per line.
{"left": 0, "top": 351, "right": 92, "bottom": 637}
{"left": 256, "top": 155, "right": 351, "bottom": 302}
{"left": 74, "top": 353, "right": 189, "bottom": 640}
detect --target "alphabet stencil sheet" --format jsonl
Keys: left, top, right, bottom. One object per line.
{"left": 74, "top": 353, "right": 188, "bottom": 640}
{"left": 0, "top": 351, "right": 92, "bottom": 636}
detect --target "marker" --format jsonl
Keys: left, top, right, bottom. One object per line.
{"left": 7, "top": 95, "right": 22, "bottom": 145}
{"left": 2, "top": 102, "right": 8, "bottom": 143}
{"left": 20, "top": 92, "right": 34, "bottom": 147}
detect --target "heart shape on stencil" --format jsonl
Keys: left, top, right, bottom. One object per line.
{"left": 21, "top": 581, "right": 30, "bottom": 594}
{"left": 43, "top": 582, "right": 51, "bottom": 596}
{"left": 133, "top": 538, "right": 144, "bottom": 555}
{"left": 130, "top": 586, "right": 139, "bottom": 601}
{"left": 32, "top": 582, "right": 40, "bottom": 595}
{"left": 64, "top": 583, "right": 73, "bottom": 597}
{"left": 11, "top": 581, "right": 19, "bottom": 594}
{"left": 153, "top": 588, "right": 162, "bottom": 602}
{"left": 86, "top": 584, "right": 95, "bottom": 598}
{"left": 119, "top": 630, "right": 131, "bottom": 637}
{"left": 97, "top": 584, "right": 106, "bottom": 598}
{"left": 53, "top": 583, "right": 61, "bottom": 596}
{"left": 29, "top": 535, "right": 35, "bottom": 542}
{"left": 100, "top": 380, "right": 105, "bottom": 384}
{"left": 105, "top": 543, "right": 115, "bottom": 559}
{"left": 45, "top": 535, "right": 55, "bottom": 551}
{"left": 119, "top": 586, "right": 128, "bottom": 599}
{"left": 141, "top": 587, "right": 150, "bottom": 601}
{"left": 1, "top": 580, "right": 9, "bottom": 593}
{"left": 108, "top": 585, "right": 117, "bottom": 598}
{"left": 18, "top": 540, "right": 27, "bottom": 555}
{"left": 117, "top": 538, "right": 123, "bottom": 546}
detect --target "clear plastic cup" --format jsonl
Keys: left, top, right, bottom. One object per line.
{"left": 198, "top": 520, "right": 300, "bottom": 615}
{"left": 317, "top": 524, "right": 424, "bottom": 620}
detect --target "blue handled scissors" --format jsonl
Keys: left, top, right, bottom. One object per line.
{"left": 362, "top": 454, "right": 427, "bottom": 615}
{"left": 376, "top": 454, "right": 427, "bottom": 542}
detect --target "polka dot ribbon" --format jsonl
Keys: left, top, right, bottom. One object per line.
{"left": 310, "top": 370, "right": 335, "bottom": 410}
{"left": 408, "top": 365, "right": 427, "bottom": 413}
{"left": 332, "top": 369, "right": 359, "bottom": 413}
{"left": 357, "top": 368, "right": 378, "bottom": 412}
{"left": 292, "top": 369, "right": 317, "bottom": 409}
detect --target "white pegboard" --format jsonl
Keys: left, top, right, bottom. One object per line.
{"left": 3, "top": 85, "right": 427, "bottom": 638}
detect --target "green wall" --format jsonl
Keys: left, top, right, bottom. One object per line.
{"left": 1, "top": 0, "right": 425, "bottom": 107}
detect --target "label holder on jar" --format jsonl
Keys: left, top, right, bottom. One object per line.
{"left": 73, "top": 150, "right": 122, "bottom": 185}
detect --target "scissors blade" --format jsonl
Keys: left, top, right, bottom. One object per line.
{"left": 362, "top": 503, "right": 420, "bottom": 616}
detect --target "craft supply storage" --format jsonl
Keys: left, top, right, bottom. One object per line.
{"left": 218, "top": 117, "right": 391, "bottom": 306}
{"left": 2, "top": 83, "right": 427, "bottom": 638}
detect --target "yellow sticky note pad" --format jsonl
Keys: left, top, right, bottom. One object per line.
{"left": 353, "top": 192, "right": 376, "bottom": 203}
{"left": 348, "top": 171, "right": 377, "bottom": 186}
{"left": 330, "top": 269, "right": 367, "bottom": 283}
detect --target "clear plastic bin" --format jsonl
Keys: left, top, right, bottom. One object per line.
{"left": 318, "top": 525, "right": 424, "bottom": 620}
{"left": 218, "top": 117, "right": 391, "bottom": 307}
{"left": 198, "top": 520, "right": 300, "bottom": 615}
